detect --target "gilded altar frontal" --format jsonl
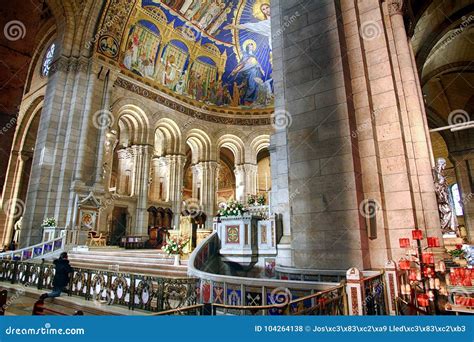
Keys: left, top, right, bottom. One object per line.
{"left": 0, "top": 0, "right": 473, "bottom": 318}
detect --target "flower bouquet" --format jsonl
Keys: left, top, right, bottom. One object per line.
{"left": 41, "top": 217, "right": 57, "bottom": 227}
{"left": 162, "top": 235, "right": 189, "bottom": 255}
{"left": 256, "top": 194, "right": 266, "bottom": 205}
{"left": 218, "top": 199, "right": 246, "bottom": 217}
{"left": 247, "top": 194, "right": 256, "bottom": 205}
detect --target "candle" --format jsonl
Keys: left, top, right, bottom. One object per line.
{"left": 422, "top": 252, "right": 434, "bottom": 264}
{"left": 427, "top": 237, "right": 440, "bottom": 248}
{"left": 399, "top": 258, "right": 410, "bottom": 270}
{"left": 412, "top": 229, "right": 423, "bottom": 240}
{"left": 417, "top": 294, "right": 429, "bottom": 307}
{"left": 399, "top": 238, "right": 410, "bottom": 248}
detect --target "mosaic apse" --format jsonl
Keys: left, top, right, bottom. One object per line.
{"left": 96, "top": 0, "right": 273, "bottom": 111}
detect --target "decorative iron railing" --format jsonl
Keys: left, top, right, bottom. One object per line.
{"left": 0, "top": 235, "right": 66, "bottom": 261}
{"left": 0, "top": 259, "right": 198, "bottom": 313}
{"left": 361, "top": 272, "right": 387, "bottom": 315}
{"left": 187, "top": 232, "right": 348, "bottom": 315}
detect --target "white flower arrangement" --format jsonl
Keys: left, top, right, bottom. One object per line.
{"left": 162, "top": 235, "right": 189, "bottom": 255}
{"left": 41, "top": 217, "right": 57, "bottom": 227}
{"left": 218, "top": 200, "right": 246, "bottom": 217}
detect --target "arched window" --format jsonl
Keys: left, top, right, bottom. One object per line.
{"left": 41, "top": 43, "right": 55, "bottom": 77}
{"left": 451, "top": 183, "right": 464, "bottom": 216}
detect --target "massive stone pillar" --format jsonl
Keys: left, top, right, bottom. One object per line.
{"left": 131, "top": 145, "right": 152, "bottom": 236}
{"left": 20, "top": 58, "right": 115, "bottom": 246}
{"left": 270, "top": 0, "right": 441, "bottom": 269}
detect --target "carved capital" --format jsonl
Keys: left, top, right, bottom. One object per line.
{"left": 387, "top": 0, "right": 404, "bottom": 16}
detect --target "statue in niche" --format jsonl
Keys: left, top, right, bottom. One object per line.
{"left": 433, "top": 158, "right": 459, "bottom": 235}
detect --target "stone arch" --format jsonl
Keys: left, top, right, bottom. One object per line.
{"left": 249, "top": 135, "right": 270, "bottom": 164}
{"left": 114, "top": 104, "right": 150, "bottom": 145}
{"left": 154, "top": 118, "right": 182, "bottom": 156}
{"left": 186, "top": 129, "right": 212, "bottom": 163}
{"left": 216, "top": 134, "right": 245, "bottom": 165}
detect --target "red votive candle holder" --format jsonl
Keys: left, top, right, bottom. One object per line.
{"left": 417, "top": 294, "right": 429, "bottom": 307}
{"left": 399, "top": 238, "right": 410, "bottom": 248}
{"left": 399, "top": 258, "right": 410, "bottom": 270}
{"left": 422, "top": 252, "right": 434, "bottom": 264}
{"left": 412, "top": 229, "right": 423, "bottom": 240}
{"left": 427, "top": 237, "right": 440, "bottom": 248}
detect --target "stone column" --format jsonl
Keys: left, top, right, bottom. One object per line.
{"left": 191, "top": 164, "right": 201, "bottom": 200}
{"left": 149, "top": 157, "right": 161, "bottom": 202}
{"left": 100, "top": 129, "right": 118, "bottom": 192}
{"left": 244, "top": 164, "right": 258, "bottom": 196}
{"left": 131, "top": 145, "right": 152, "bottom": 236}
{"left": 1, "top": 151, "right": 28, "bottom": 246}
{"left": 116, "top": 148, "right": 131, "bottom": 195}
{"left": 387, "top": 0, "right": 441, "bottom": 240}
{"left": 167, "top": 154, "right": 186, "bottom": 228}
{"left": 199, "top": 161, "right": 218, "bottom": 222}
{"left": 451, "top": 150, "right": 474, "bottom": 241}
{"left": 234, "top": 164, "right": 246, "bottom": 202}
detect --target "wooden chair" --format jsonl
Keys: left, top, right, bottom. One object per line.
{"left": 87, "top": 231, "right": 107, "bottom": 247}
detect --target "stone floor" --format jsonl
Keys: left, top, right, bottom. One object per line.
{"left": 0, "top": 282, "right": 152, "bottom": 316}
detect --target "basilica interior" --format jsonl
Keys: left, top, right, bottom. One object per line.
{"left": 0, "top": 0, "right": 473, "bottom": 316}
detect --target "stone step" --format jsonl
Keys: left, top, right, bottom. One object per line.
{"left": 69, "top": 261, "right": 188, "bottom": 278}
{"left": 68, "top": 254, "right": 181, "bottom": 264}
{"left": 66, "top": 247, "right": 188, "bottom": 278}
{"left": 68, "top": 256, "right": 187, "bottom": 269}
{"left": 70, "top": 249, "right": 172, "bottom": 259}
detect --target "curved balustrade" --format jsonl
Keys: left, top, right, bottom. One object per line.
{"left": 188, "top": 232, "right": 348, "bottom": 315}
{"left": 0, "top": 259, "right": 198, "bottom": 313}
{"left": 0, "top": 235, "right": 66, "bottom": 261}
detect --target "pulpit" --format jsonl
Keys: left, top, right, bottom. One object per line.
{"left": 217, "top": 215, "right": 259, "bottom": 267}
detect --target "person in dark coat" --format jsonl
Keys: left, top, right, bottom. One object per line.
{"left": 39, "top": 252, "right": 73, "bottom": 300}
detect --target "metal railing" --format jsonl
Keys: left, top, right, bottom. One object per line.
{"left": 187, "top": 232, "right": 348, "bottom": 315}
{"left": 361, "top": 272, "right": 387, "bottom": 315}
{"left": 0, "top": 235, "right": 66, "bottom": 261}
{"left": 0, "top": 259, "right": 198, "bottom": 313}
{"left": 152, "top": 284, "right": 347, "bottom": 316}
